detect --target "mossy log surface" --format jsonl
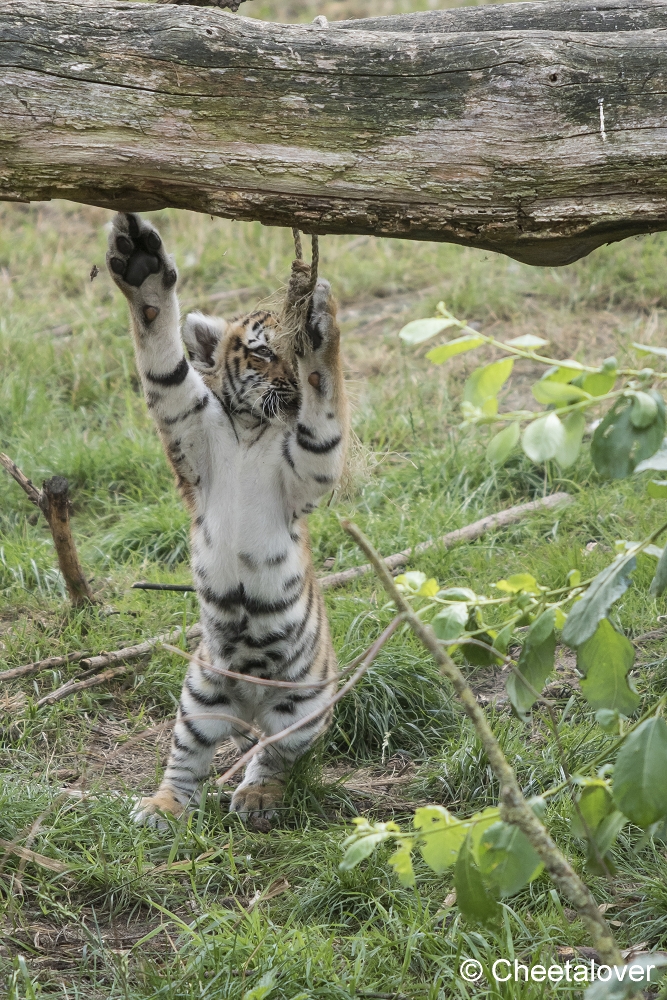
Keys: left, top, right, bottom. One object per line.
{"left": 2, "top": 0, "right": 667, "bottom": 264}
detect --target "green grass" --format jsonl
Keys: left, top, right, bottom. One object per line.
{"left": 4, "top": 23, "right": 667, "bottom": 992}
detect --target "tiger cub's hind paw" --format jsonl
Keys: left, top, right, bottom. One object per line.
{"left": 132, "top": 789, "right": 186, "bottom": 830}
{"left": 229, "top": 781, "right": 284, "bottom": 823}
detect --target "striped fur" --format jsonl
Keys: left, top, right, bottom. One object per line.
{"left": 106, "top": 213, "right": 349, "bottom": 822}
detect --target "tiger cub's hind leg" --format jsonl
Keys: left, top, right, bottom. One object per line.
{"left": 133, "top": 656, "right": 252, "bottom": 827}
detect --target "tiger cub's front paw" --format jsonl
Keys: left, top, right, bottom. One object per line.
{"left": 304, "top": 278, "right": 338, "bottom": 355}
{"left": 106, "top": 213, "right": 178, "bottom": 326}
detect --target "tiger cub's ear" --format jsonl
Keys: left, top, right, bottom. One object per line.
{"left": 182, "top": 312, "right": 227, "bottom": 369}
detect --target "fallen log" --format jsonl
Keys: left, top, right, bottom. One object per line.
{"left": 3, "top": 1, "right": 667, "bottom": 264}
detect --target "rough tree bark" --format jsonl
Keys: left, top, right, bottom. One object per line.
{"left": 2, "top": 0, "right": 667, "bottom": 264}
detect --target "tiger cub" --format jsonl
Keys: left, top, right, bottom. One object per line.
{"left": 106, "top": 213, "right": 349, "bottom": 823}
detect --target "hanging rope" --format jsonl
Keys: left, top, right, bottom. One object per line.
{"left": 281, "top": 228, "right": 319, "bottom": 357}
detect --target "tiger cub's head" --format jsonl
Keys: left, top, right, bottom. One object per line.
{"left": 183, "top": 309, "right": 299, "bottom": 422}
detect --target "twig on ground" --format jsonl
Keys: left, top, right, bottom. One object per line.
{"left": 0, "top": 651, "right": 92, "bottom": 683}
{"left": 341, "top": 518, "right": 622, "bottom": 969}
{"left": 0, "top": 837, "right": 69, "bottom": 874}
{"left": 31, "top": 624, "right": 202, "bottom": 706}
{"left": 215, "top": 614, "right": 404, "bottom": 789}
{"left": 35, "top": 662, "right": 139, "bottom": 708}
{"left": 321, "top": 493, "right": 572, "bottom": 590}
{"left": 632, "top": 627, "right": 667, "bottom": 645}
{"left": 0, "top": 453, "right": 93, "bottom": 606}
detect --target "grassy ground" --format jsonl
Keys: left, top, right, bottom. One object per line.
{"left": 4, "top": 3, "right": 667, "bottom": 996}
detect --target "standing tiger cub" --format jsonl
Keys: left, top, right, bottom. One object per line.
{"left": 106, "top": 213, "right": 348, "bottom": 823}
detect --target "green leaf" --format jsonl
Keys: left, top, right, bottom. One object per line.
{"left": 495, "top": 572, "right": 539, "bottom": 594}
{"left": 532, "top": 381, "right": 590, "bottom": 405}
{"left": 506, "top": 610, "right": 556, "bottom": 719}
{"left": 505, "top": 334, "right": 549, "bottom": 350}
{"left": 243, "top": 971, "right": 277, "bottom": 1000}
{"left": 577, "top": 618, "right": 640, "bottom": 716}
{"left": 340, "top": 819, "right": 399, "bottom": 870}
{"left": 594, "top": 810, "right": 627, "bottom": 857}
{"left": 647, "top": 479, "right": 667, "bottom": 499}
{"left": 522, "top": 412, "right": 565, "bottom": 464}
{"left": 582, "top": 370, "right": 617, "bottom": 397}
{"left": 426, "top": 333, "right": 485, "bottom": 364}
{"left": 477, "top": 822, "right": 543, "bottom": 897}
{"left": 464, "top": 358, "right": 514, "bottom": 409}
{"left": 571, "top": 781, "right": 626, "bottom": 874}
{"left": 571, "top": 780, "right": 614, "bottom": 839}
{"left": 632, "top": 341, "right": 667, "bottom": 359}
{"left": 432, "top": 603, "right": 468, "bottom": 641}
{"left": 568, "top": 568, "right": 582, "bottom": 588}
{"left": 596, "top": 708, "right": 621, "bottom": 734}
{"left": 649, "top": 817, "right": 667, "bottom": 842}
{"left": 561, "top": 551, "right": 637, "bottom": 648}
{"left": 388, "top": 840, "right": 415, "bottom": 887}
{"left": 454, "top": 836, "right": 500, "bottom": 925}
{"left": 339, "top": 833, "right": 387, "bottom": 870}
{"left": 584, "top": 954, "right": 667, "bottom": 1000}
{"left": 462, "top": 632, "right": 503, "bottom": 667}
{"left": 613, "top": 717, "right": 667, "bottom": 827}
{"left": 635, "top": 438, "right": 667, "bottom": 473}
{"left": 413, "top": 806, "right": 468, "bottom": 872}
{"left": 486, "top": 422, "right": 520, "bottom": 466}
{"left": 493, "top": 621, "right": 515, "bottom": 656}
{"left": 555, "top": 411, "right": 586, "bottom": 468}
{"left": 394, "top": 571, "right": 427, "bottom": 593}
{"left": 649, "top": 543, "right": 667, "bottom": 597}
{"left": 591, "top": 392, "right": 665, "bottom": 479}
{"left": 399, "top": 317, "right": 459, "bottom": 346}
{"left": 543, "top": 363, "right": 584, "bottom": 383}
{"left": 629, "top": 391, "right": 659, "bottom": 429}
{"left": 437, "top": 587, "right": 477, "bottom": 602}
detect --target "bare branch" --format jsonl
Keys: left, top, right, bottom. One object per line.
{"left": 321, "top": 493, "right": 572, "bottom": 590}
{"left": 40, "top": 476, "right": 94, "bottom": 605}
{"left": 0, "top": 452, "right": 41, "bottom": 506}
{"left": 1, "top": 454, "right": 93, "bottom": 606}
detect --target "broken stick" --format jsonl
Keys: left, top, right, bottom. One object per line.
{"left": 0, "top": 453, "right": 93, "bottom": 606}
{"left": 33, "top": 623, "right": 202, "bottom": 707}
{"left": 320, "top": 492, "right": 572, "bottom": 590}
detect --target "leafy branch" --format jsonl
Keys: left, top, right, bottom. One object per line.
{"left": 338, "top": 513, "right": 667, "bottom": 992}
{"left": 340, "top": 519, "right": 624, "bottom": 969}
{"left": 399, "top": 305, "right": 667, "bottom": 480}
